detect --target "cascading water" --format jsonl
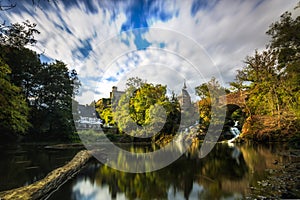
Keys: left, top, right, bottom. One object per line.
{"left": 228, "top": 121, "right": 241, "bottom": 143}
{"left": 230, "top": 127, "right": 240, "bottom": 137}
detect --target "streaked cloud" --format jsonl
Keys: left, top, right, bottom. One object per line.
{"left": 1, "top": 0, "right": 298, "bottom": 104}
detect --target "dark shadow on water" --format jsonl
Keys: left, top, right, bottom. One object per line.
{"left": 0, "top": 144, "right": 79, "bottom": 191}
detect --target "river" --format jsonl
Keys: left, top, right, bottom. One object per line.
{"left": 0, "top": 143, "right": 79, "bottom": 191}
{"left": 44, "top": 142, "right": 292, "bottom": 199}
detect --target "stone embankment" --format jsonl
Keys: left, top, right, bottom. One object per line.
{"left": 0, "top": 150, "right": 92, "bottom": 200}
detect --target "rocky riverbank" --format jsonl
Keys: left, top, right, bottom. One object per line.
{"left": 0, "top": 150, "right": 92, "bottom": 200}
{"left": 247, "top": 148, "right": 300, "bottom": 199}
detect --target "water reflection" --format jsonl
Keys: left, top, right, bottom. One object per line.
{"left": 49, "top": 142, "right": 291, "bottom": 200}
{"left": 0, "top": 144, "right": 79, "bottom": 191}
{"left": 82, "top": 133, "right": 192, "bottom": 173}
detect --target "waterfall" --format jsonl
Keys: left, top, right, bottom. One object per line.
{"left": 230, "top": 127, "right": 240, "bottom": 136}
{"left": 228, "top": 121, "right": 241, "bottom": 143}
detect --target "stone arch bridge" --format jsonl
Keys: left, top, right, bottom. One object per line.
{"left": 218, "top": 91, "right": 249, "bottom": 116}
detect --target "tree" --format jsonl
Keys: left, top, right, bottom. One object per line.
{"left": 33, "top": 61, "right": 79, "bottom": 137}
{"left": 0, "top": 45, "right": 42, "bottom": 100}
{"left": 125, "top": 76, "right": 145, "bottom": 91}
{"left": 195, "top": 77, "right": 228, "bottom": 132}
{"left": 266, "top": 9, "right": 300, "bottom": 118}
{"left": 0, "top": 13, "right": 79, "bottom": 140}
{"left": 0, "top": 58, "right": 30, "bottom": 134}
{"left": 101, "top": 108, "right": 115, "bottom": 125}
{"left": 233, "top": 50, "right": 280, "bottom": 116}
{"left": 0, "top": 20, "right": 40, "bottom": 48}
{"left": 229, "top": 4, "right": 300, "bottom": 133}
{"left": 99, "top": 78, "right": 181, "bottom": 141}
{"left": 266, "top": 11, "right": 300, "bottom": 66}
{"left": 0, "top": 44, "right": 80, "bottom": 139}
{"left": 195, "top": 77, "right": 228, "bottom": 101}
{"left": 114, "top": 83, "right": 168, "bottom": 138}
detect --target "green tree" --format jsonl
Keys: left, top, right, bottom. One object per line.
{"left": 114, "top": 83, "right": 168, "bottom": 138}
{"left": 1, "top": 44, "right": 79, "bottom": 139}
{"left": 266, "top": 11, "right": 300, "bottom": 67}
{"left": 101, "top": 78, "right": 181, "bottom": 141}
{"left": 266, "top": 9, "right": 300, "bottom": 118}
{"left": 0, "top": 58, "right": 30, "bottom": 134}
{"left": 0, "top": 20, "right": 40, "bottom": 48}
{"left": 233, "top": 50, "right": 279, "bottom": 116}
{"left": 195, "top": 77, "right": 228, "bottom": 131}
{"left": 125, "top": 76, "right": 145, "bottom": 91}
{"left": 0, "top": 17, "right": 79, "bottom": 140}
{"left": 0, "top": 45, "right": 42, "bottom": 100}
{"left": 196, "top": 77, "right": 229, "bottom": 101}
{"left": 34, "top": 61, "right": 79, "bottom": 137}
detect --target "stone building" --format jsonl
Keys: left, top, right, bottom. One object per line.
{"left": 110, "top": 86, "right": 125, "bottom": 108}
{"left": 178, "top": 81, "right": 192, "bottom": 111}
{"left": 178, "top": 81, "right": 198, "bottom": 128}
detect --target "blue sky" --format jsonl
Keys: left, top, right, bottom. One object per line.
{"left": 1, "top": 0, "right": 299, "bottom": 104}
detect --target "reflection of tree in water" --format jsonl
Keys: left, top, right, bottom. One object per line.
{"left": 200, "top": 144, "right": 248, "bottom": 180}
{"left": 90, "top": 143, "right": 248, "bottom": 200}
{"left": 198, "top": 144, "right": 248, "bottom": 199}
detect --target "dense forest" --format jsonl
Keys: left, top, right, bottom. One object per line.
{"left": 0, "top": 20, "right": 79, "bottom": 142}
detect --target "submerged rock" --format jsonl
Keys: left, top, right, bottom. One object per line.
{"left": 248, "top": 148, "right": 300, "bottom": 198}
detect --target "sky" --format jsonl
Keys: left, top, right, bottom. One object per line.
{"left": 1, "top": 0, "right": 299, "bottom": 104}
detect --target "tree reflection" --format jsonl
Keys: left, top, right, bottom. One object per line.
{"left": 86, "top": 143, "right": 248, "bottom": 199}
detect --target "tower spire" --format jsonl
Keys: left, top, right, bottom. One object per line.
{"left": 183, "top": 79, "right": 187, "bottom": 89}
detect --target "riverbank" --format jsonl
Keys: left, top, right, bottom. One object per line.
{"left": 247, "top": 148, "right": 300, "bottom": 199}
{"left": 0, "top": 150, "right": 92, "bottom": 200}
{"left": 239, "top": 115, "right": 300, "bottom": 144}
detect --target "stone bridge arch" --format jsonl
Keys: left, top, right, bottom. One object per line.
{"left": 218, "top": 91, "right": 249, "bottom": 119}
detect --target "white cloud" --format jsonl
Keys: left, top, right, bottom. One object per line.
{"left": 2, "top": 0, "right": 298, "bottom": 104}
{"left": 151, "top": 0, "right": 298, "bottom": 85}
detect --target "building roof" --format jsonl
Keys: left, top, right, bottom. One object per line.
{"left": 78, "top": 104, "right": 96, "bottom": 118}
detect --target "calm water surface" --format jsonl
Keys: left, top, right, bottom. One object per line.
{"left": 48, "top": 142, "right": 292, "bottom": 200}
{"left": 0, "top": 144, "right": 79, "bottom": 191}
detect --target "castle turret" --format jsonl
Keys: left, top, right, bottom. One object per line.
{"left": 110, "top": 86, "right": 125, "bottom": 108}
{"left": 178, "top": 80, "right": 192, "bottom": 110}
